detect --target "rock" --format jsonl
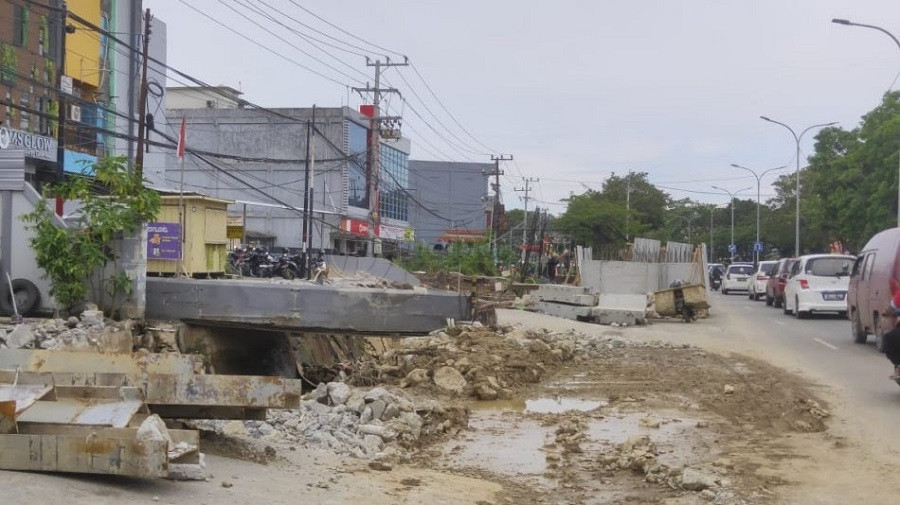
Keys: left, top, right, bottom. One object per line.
{"left": 475, "top": 384, "right": 498, "bottom": 401}
{"left": 222, "top": 420, "right": 248, "bottom": 437}
{"left": 399, "top": 368, "right": 429, "bottom": 388}
{"left": 314, "top": 383, "right": 329, "bottom": 404}
{"left": 640, "top": 417, "right": 661, "bottom": 429}
{"left": 80, "top": 309, "right": 105, "bottom": 327}
{"left": 66, "top": 316, "right": 79, "bottom": 328}
{"left": 723, "top": 384, "right": 734, "bottom": 395}
{"left": 6, "top": 324, "right": 35, "bottom": 348}
{"left": 680, "top": 468, "right": 717, "bottom": 491}
{"left": 368, "top": 461, "right": 392, "bottom": 471}
{"left": 136, "top": 415, "right": 172, "bottom": 444}
{"left": 382, "top": 403, "right": 400, "bottom": 421}
{"left": 167, "top": 453, "right": 208, "bottom": 481}
{"left": 433, "top": 366, "right": 467, "bottom": 394}
{"left": 346, "top": 391, "right": 366, "bottom": 414}
{"left": 221, "top": 481, "right": 234, "bottom": 488}
{"left": 696, "top": 420, "right": 709, "bottom": 428}
{"left": 327, "top": 382, "right": 352, "bottom": 405}
{"left": 369, "top": 399, "right": 387, "bottom": 420}
{"left": 700, "top": 489, "right": 717, "bottom": 501}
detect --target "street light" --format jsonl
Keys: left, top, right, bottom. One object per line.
{"left": 673, "top": 213, "right": 699, "bottom": 243}
{"left": 832, "top": 18, "right": 900, "bottom": 226}
{"left": 711, "top": 185, "right": 752, "bottom": 261}
{"left": 759, "top": 117, "right": 837, "bottom": 256}
{"left": 730, "top": 163, "right": 789, "bottom": 264}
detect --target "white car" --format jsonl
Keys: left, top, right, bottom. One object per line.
{"left": 721, "top": 263, "right": 754, "bottom": 294}
{"left": 783, "top": 254, "right": 855, "bottom": 319}
{"left": 748, "top": 260, "right": 779, "bottom": 301}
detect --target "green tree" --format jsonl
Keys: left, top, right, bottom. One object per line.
{"left": 23, "top": 156, "right": 160, "bottom": 314}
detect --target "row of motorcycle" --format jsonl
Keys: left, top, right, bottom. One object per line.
{"left": 227, "top": 246, "right": 325, "bottom": 280}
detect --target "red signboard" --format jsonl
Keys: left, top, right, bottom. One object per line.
{"left": 341, "top": 218, "right": 370, "bottom": 237}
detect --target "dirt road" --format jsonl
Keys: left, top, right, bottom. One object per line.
{"left": 2, "top": 305, "right": 898, "bottom": 504}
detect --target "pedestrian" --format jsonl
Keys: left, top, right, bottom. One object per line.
{"left": 546, "top": 254, "right": 558, "bottom": 283}
{"left": 884, "top": 290, "right": 900, "bottom": 379}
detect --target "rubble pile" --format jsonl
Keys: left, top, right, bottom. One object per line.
{"left": 0, "top": 306, "right": 136, "bottom": 351}
{"left": 203, "top": 382, "right": 466, "bottom": 460}
{"left": 352, "top": 323, "right": 580, "bottom": 400}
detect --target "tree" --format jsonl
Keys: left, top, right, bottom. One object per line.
{"left": 23, "top": 156, "right": 160, "bottom": 314}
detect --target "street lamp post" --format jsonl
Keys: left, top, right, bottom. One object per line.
{"left": 759, "top": 117, "right": 837, "bottom": 256}
{"left": 832, "top": 18, "right": 900, "bottom": 226}
{"left": 730, "top": 163, "right": 788, "bottom": 264}
{"left": 673, "top": 214, "right": 698, "bottom": 243}
{"left": 712, "top": 186, "right": 752, "bottom": 261}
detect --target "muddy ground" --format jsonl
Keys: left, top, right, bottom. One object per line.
{"left": 0, "top": 310, "right": 877, "bottom": 505}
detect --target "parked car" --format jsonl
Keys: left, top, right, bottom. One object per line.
{"left": 848, "top": 227, "right": 900, "bottom": 351}
{"left": 783, "top": 254, "right": 855, "bottom": 319}
{"left": 721, "top": 263, "right": 754, "bottom": 294}
{"left": 748, "top": 260, "right": 779, "bottom": 301}
{"left": 765, "top": 258, "right": 798, "bottom": 308}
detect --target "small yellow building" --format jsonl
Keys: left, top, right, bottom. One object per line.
{"left": 147, "top": 194, "right": 232, "bottom": 277}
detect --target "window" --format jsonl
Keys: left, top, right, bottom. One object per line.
{"left": 19, "top": 91, "right": 29, "bottom": 131}
{"left": 379, "top": 143, "right": 409, "bottom": 222}
{"left": 805, "top": 257, "right": 853, "bottom": 277}
{"left": 13, "top": 6, "right": 28, "bottom": 47}
{"left": 346, "top": 120, "right": 368, "bottom": 209}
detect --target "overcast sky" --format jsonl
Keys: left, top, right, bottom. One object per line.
{"left": 146, "top": 0, "right": 900, "bottom": 212}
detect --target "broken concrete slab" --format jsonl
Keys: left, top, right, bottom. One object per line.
{"left": 146, "top": 277, "right": 472, "bottom": 334}
{"left": 592, "top": 293, "right": 648, "bottom": 326}
{"left": 6, "top": 324, "right": 35, "bottom": 348}
{"left": 535, "top": 285, "right": 598, "bottom": 306}
{"left": 534, "top": 301, "right": 593, "bottom": 321}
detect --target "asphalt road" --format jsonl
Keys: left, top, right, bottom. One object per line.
{"left": 710, "top": 288, "right": 900, "bottom": 458}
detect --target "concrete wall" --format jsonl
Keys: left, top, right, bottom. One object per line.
{"left": 582, "top": 260, "right": 698, "bottom": 295}
{"left": 408, "top": 160, "right": 490, "bottom": 247}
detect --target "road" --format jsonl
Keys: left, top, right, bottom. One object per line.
{"left": 708, "top": 289, "right": 900, "bottom": 459}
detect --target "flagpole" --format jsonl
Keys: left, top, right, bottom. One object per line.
{"left": 177, "top": 117, "right": 186, "bottom": 277}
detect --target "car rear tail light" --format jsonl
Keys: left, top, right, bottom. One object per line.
{"left": 799, "top": 279, "right": 810, "bottom": 290}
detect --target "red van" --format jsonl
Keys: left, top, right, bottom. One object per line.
{"left": 848, "top": 228, "right": 900, "bottom": 351}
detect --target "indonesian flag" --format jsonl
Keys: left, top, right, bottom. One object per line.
{"left": 176, "top": 117, "right": 186, "bottom": 159}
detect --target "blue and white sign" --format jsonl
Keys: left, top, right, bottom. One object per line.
{"left": 728, "top": 244, "right": 737, "bottom": 254}
{"left": 753, "top": 241, "right": 763, "bottom": 253}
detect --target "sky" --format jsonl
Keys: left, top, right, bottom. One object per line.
{"left": 145, "top": 0, "right": 900, "bottom": 213}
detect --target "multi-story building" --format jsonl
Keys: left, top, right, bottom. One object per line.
{"left": 0, "top": 1, "right": 167, "bottom": 187}
{"left": 165, "top": 88, "right": 411, "bottom": 255}
{"left": 407, "top": 160, "right": 491, "bottom": 249}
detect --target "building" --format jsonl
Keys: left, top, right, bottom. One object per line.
{"left": 407, "top": 160, "right": 491, "bottom": 249}
{"left": 165, "top": 92, "right": 412, "bottom": 256}
{"left": 0, "top": 1, "right": 168, "bottom": 187}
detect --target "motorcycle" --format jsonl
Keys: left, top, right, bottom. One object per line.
{"left": 710, "top": 276, "right": 721, "bottom": 291}
{"left": 274, "top": 253, "right": 301, "bottom": 280}
{"left": 247, "top": 247, "right": 276, "bottom": 278}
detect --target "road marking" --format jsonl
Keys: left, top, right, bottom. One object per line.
{"left": 772, "top": 320, "right": 786, "bottom": 326}
{"left": 813, "top": 337, "right": 839, "bottom": 350}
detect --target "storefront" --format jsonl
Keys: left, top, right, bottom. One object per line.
{"left": 0, "top": 126, "right": 58, "bottom": 186}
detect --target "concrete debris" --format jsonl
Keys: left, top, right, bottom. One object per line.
{"left": 680, "top": 468, "right": 719, "bottom": 491}
{"left": 166, "top": 453, "right": 208, "bottom": 481}
{"left": 196, "top": 382, "right": 466, "bottom": 460}
{"left": 724, "top": 384, "right": 735, "bottom": 395}
{"left": 432, "top": 366, "right": 468, "bottom": 394}
{"left": 6, "top": 324, "right": 35, "bottom": 348}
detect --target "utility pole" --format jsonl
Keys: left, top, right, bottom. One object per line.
{"left": 514, "top": 177, "right": 539, "bottom": 266}
{"left": 352, "top": 57, "right": 407, "bottom": 257}
{"left": 625, "top": 171, "right": 634, "bottom": 242}
{"left": 54, "top": 2, "right": 72, "bottom": 216}
{"left": 134, "top": 8, "right": 152, "bottom": 178}
{"left": 488, "top": 154, "right": 512, "bottom": 264}
{"left": 301, "top": 106, "right": 316, "bottom": 278}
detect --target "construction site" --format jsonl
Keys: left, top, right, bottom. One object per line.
{"left": 5, "top": 237, "right": 897, "bottom": 505}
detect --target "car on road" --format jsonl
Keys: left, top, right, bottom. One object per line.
{"left": 721, "top": 263, "right": 754, "bottom": 295}
{"left": 848, "top": 227, "right": 900, "bottom": 351}
{"left": 748, "top": 260, "right": 779, "bottom": 301}
{"left": 783, "top": 254, "right": 855, "bottom": 319}
{"left": 765, "top": 257, "right": 797, "bottom": 308}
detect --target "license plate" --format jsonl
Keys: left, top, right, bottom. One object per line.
{"left": 736, "top": 277, "right": 747, "bottom": 282}
{"left": 822, "top": 292, "right": 845, "bottom": 301}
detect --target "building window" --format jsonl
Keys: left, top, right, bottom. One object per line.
{"left": 19, "top": 92, "right": 30, "bottom": 131}
{"left": 13, "top": 6, "right": 28, "bottom": 47}
{"left": 346, "top": 120, "right": 369, "bottom": 209}
{"left": 379, "top": 143, "right": 409, "bottom": 222}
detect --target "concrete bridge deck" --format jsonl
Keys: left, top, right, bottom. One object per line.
{"left": 146, "top": 277, "right": 470, "bottom": 334}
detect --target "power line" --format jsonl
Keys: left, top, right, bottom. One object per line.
{"left": 286, "top": 0, "right": 406, "bottom": 59}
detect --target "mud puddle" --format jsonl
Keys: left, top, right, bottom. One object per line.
{"left": 446, "top": 393, "right": 715, "bottom": 490}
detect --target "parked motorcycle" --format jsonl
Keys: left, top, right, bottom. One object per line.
{"left": 247, "top": 247, "right": 276, "bottom": 278}
{"left": 274, "top": 253, "right": 301, "bottom": 280}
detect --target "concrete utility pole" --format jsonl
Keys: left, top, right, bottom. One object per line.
{"left": 515, "top": 177, "right": 539, "bottom": 265}
{"left": 301, "top": 106, "right": 316, "bottom": 278}
{"left": 134, "top": 9, "right": 152, "bottom": 178}
{"left": 55, "top": 1, "right": 73, "bottom": 216}
{"left": 353, "top": 57, "right": 407, "bottom": 257}
{"left": 625, "top": 171, "right": 634, "bottom": 242}
{"left": 488, "top": 155, "right": 512, "bottom": 264}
